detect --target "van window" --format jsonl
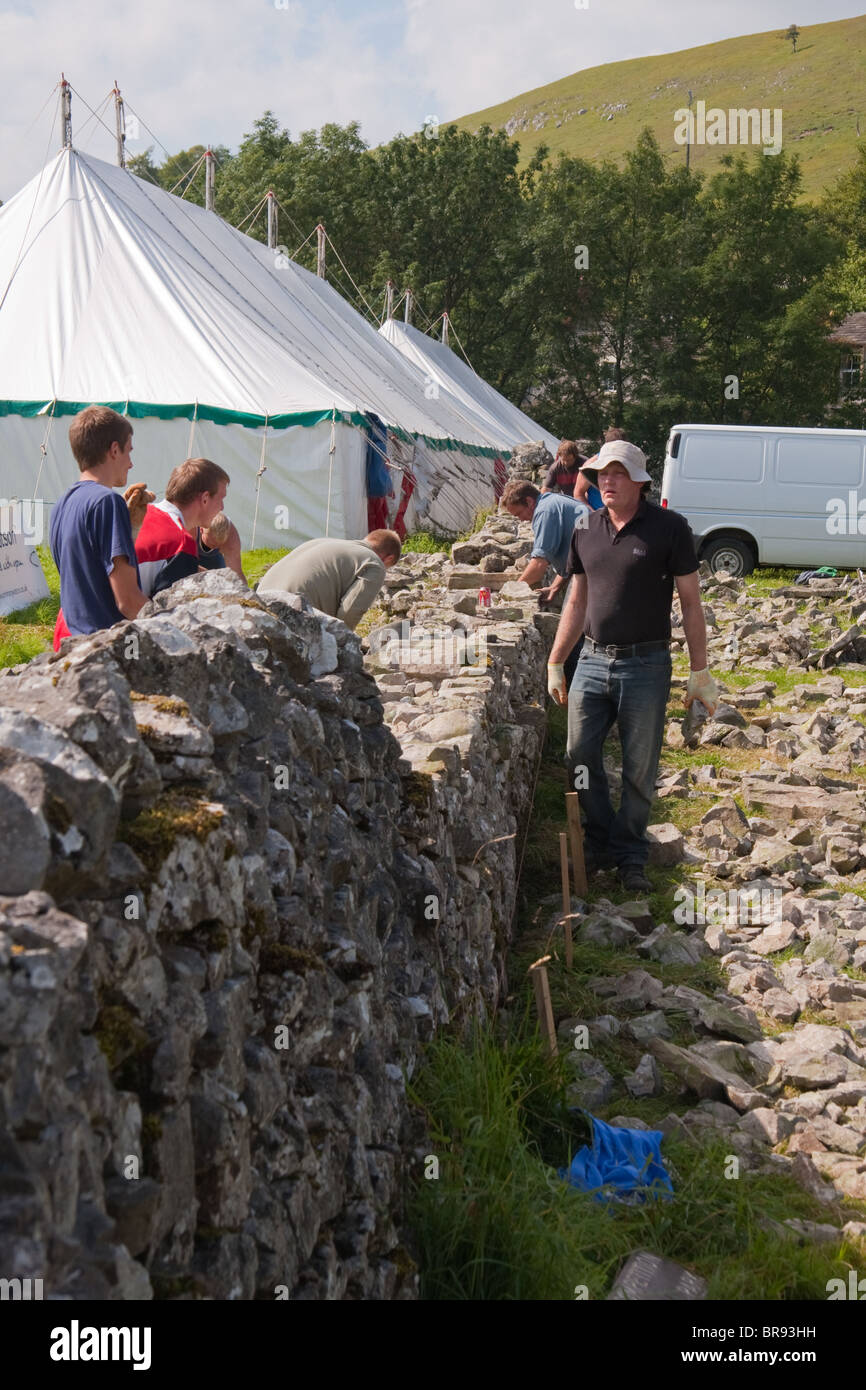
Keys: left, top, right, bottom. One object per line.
{"left": 776, "top": 436, "right": 863, "bottom": 487}
{"left": 681, "top": 433, "right": 763, "bottom": 482}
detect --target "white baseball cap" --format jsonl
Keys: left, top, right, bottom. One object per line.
{"left": 581, "top": 440, "right": 651, "bottom": 484}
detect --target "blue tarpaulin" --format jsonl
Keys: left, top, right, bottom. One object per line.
{"left": 560, "top": 1114, "right": 674, "bottom": 1203}
{"left": 364, "top": 412, "right": 392, "bottom": 498}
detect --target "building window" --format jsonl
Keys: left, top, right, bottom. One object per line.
{"left": 840, "top": 349, "right": 864, "bottom": 393}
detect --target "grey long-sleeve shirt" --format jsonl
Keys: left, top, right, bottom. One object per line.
{"left": 257, "top": 538, "right": 386, "bottom": 630}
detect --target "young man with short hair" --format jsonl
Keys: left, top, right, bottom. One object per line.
{"left": 50, "top": 406, "right": 147, "bottom": 648}
{"left": 257, "top": 530, "right": 401, "bottom": 630}
{"left": 135, "top": 457, "right": 230, "bottom": 597}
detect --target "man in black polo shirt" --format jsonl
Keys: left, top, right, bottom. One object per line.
{"left": 547, "top": 440, "right": 719, "bottom": 893}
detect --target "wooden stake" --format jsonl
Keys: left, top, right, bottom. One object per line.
{"left": 528, "top": 955, "right": 557, "bottom": 1056}
{"left": 559, "top": 832, "right": 574, "bottom": 968}
{"left": 565, "top": 791, "right": 588, "bottom": 897}
{"left": 560, "top": 915, "right": 575, "bottom": 970}
{"left": 559, "top": 831, "right": 570, "bottom": 914}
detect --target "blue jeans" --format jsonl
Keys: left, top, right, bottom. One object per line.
{"left": 567, "top": 647, "right": 671, "bottom": 868}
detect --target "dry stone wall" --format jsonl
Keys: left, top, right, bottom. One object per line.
{"left": 0, "top": 516, "right": 549, "bottom": 1301}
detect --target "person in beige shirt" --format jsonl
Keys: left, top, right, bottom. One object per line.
{"left": 257, "top": 530, "right": 402, "bottom": 630}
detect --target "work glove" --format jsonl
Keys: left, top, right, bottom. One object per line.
{"left": 685, "top": 668, "right": 719, "bottom": 715}
{"left": 547, "top": 663, "right": 568, "bottom": 705}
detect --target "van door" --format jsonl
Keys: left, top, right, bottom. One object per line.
{"left": 766, "top": 435, "right": 866, "bottom": 567}
{"left": 667, "top": 429, "right": 765, "bottom": 550}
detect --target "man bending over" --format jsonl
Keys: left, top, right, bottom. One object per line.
{"left": 257, "top": 530, "right": 402, "bottom": 630}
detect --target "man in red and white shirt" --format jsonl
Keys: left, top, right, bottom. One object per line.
{"left": 136, "top": 457, "right": 230, "bottom": 597}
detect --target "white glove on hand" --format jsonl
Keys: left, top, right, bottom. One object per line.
{"left": 685, "top": 668, "right": 719, "bottom": 715}
{"left": 547, "top": 663, "right": 567, "bottom": 705}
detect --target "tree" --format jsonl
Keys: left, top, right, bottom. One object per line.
{"left": 782, "top": 24, "right": 800, "bottom": 53}
{"left": 681, "top": 150, "right": 839, "bottom": 430}
{"left": 526, "top": 130, "right": 704, "bottom": 462}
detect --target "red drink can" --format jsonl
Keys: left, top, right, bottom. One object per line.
{"left": 478, "top": 587, "right": 492, "bottom": 608}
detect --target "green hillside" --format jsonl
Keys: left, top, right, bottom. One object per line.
{"left": 453, "top": 14, "right": 866, "bottom": 200}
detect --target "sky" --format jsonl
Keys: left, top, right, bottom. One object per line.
{"left": 0, "top": 0, "right": 864, "bottom": 198}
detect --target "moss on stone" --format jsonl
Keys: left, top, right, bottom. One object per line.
{"left": 141, "top": 1112, "right": 163, "bottom": 1144}
{"left": 259, "top": 943, "right": 324, "bottom": 976}
{"left": 404, "top": 771, "right": 433, "bottom": 809}
{"left": 151, "top": 1273, "right": 198, "bottom": 1300}
{"left": 130, "top": 691, "right": 191, "bottom": 718}
{"left": 93, "top": 1004, "right": 150, "bottom": 1071}
{"left": 121, "top": 792, "right": 225, "bottom": 874}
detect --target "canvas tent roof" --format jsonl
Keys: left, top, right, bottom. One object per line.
{"left": 0, "top": 147, "right": 519, "bottom": 547}
{"left": 0, "top": 147, "right": 503, "bottom": 451}
{"left": 379, "top": 317, "right": 558, "bottom": 455}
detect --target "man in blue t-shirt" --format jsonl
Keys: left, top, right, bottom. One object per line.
{"left": 500, "top": 480, "right": 590, "bottom": 600}
{"left": 49, "top": 406, "right": 148, "bottom": 645}
{"left": 500, "top": 479, "right": 591, "bottom": 684}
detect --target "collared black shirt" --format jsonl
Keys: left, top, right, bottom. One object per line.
{"left": 565, "top": 498, "right": 698, "bottom": 645}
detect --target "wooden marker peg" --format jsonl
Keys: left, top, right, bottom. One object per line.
{"left": 559, "top": 831, "right": 570, "bottom": 915}
{"left": 528, "top": 955, "right": 557, "bottom": 1057}
{"left": 559, "top": 832, "right": 574, "bottom": 968}
{"left": 559, "top": 914, "right": 575, "bottom": 970}
{"left": 565, "top": 791, "right": 588, "bottom": 897}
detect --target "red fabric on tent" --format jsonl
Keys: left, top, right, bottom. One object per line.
{"left": 392, "top": 469, "right": 416, "bottom": 540}
{"left": 367, "top": 495, "right": 389, "bottom": 531}
{"left": 493, "top": 456, "right": 508, "bottom": 499}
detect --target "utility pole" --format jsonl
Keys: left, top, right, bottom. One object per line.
{"left": 205, "top": 148, "right": 215, "bottom": 211}
{"left": 266, "top": 189, "right": 277, "bottom": 249}
{"left": 442, "top": 311, "right": 450, "bottom": 346}
{"left": 112, "top": 81, "right": 126, "bottom": 168}
{"left": 60, "top": 74, "right": 72, "bottom": 150}
{"left": 385, "top": 279, "right": 394, "bottom": 320}
{"left": 316, "top": 223, "right": 326, "bottom": 278}
{"left": 686, "top": 89, "right": 693, "bottom": 172}
{"left": 404, "top": 289, "right": 413, "bottom": 324}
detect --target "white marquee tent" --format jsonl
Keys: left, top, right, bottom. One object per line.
{"left": 379, "top": 318, "right": 558, "bottom": 457}
{"left": 0, "top": 148, "right": 550, "bottom": 547}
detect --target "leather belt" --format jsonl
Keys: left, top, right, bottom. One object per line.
{"left": 585, "top": 637, "right": 670, "bottom": 658}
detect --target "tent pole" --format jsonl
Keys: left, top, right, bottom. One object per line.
{"left": 442, "top": 311, "right": 449, "bottom": 346}
{"left": 404, "top": 289, "right": 412, "bottom": 324}
{"left": 316, "top": 224, "right": 326, "bottom": 279}
{"left": 112, "top": 81, "right": 126, "bottom": 168}
{"left": 385, "top": 279, "right": 394, "bottom": 320}
{"left": 325, "top": 411, "right": 336, "bottom": 536}
{"left": 205, "top": 149, "right": 215, "bottom": 211}
{"left": 251, "top": 419, "right": 269, "bottom": 550}
{"left": 60, "top": 74, "right": 72, "bottom": 150}
{"left": 267, "top": 190, "right": 277, "bottom": 249}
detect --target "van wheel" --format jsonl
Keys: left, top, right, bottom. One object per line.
{"left": 701, "top": 536, "right": 755, "bottom": 578}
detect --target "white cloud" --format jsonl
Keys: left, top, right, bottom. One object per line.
{"left": 0, "top": 0, "right": 861, "bottom": 198}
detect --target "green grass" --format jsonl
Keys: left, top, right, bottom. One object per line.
{"left": 401, "top": 531, "right": 451, "bottom": 554}
{"left": 242, "top": 546, "right": 289, "bottom": 587}
{"left": 453, "top": 14, "right": 866, "bottom": 201}
{"left": 408, "top": 1023, "right": 863, "bottom": 1300}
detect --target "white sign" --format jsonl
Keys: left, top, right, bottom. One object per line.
{"left": 0, "top": 527, "right": 50, "bottom": 617}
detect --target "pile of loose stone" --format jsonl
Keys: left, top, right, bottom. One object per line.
{"left": 553, "top": 566, "right": 866, "bottom": 1245}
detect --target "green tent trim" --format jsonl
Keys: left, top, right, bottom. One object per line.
{"left": 0, "top": 399, "right": 508, "bottom": 460}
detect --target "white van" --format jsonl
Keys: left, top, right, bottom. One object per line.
{"left": 660, "top": 424, "right": 866, "bottom": 576}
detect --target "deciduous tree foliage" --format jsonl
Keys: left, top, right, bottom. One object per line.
{"left": 135, "top": 116, "right": 855, "bottom": 466}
